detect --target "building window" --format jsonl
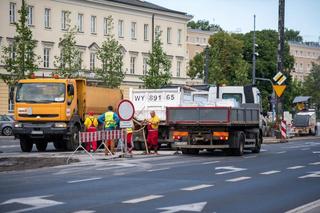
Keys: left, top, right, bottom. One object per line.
{"left": 176, "top": 61, "right": 181, "bottom": 77}
{"left": 131, "top": 22, "right": 137, "bottom": 39}
{"left": 61, "top": 11, "right": 68, "bottom": 30}
{"left": 91, "top": 16, "right": 96, "bottom": 34}
{"left": 104, "top": 17, "right": 109, "bottom": 35}
{"left": 167, "top": 27, "right": 172, "bottom": 44}
{"left": 178, "top": 29, "right": 182, "bottom": 45}
{"left": 90, "top": 53, "right": 95, "bottom": 71}
{"left": 143, "top": 57, "right": 148, "bottom": 75}
{"left": 155, "top": 26, "right": 160, "bottom": 37}
{"left": 9, "top": 44, "right": 16, "bottom": 60}
{"left": 9, "top": 2, "right": 16, "bottom": 23}
{"left": 77, "top": 14, "right": 84, "bottom": 32}
{"left": 118, "top": 20, "right": 124, "bottom": 38}
{"left": 43, "top": 48, "right": 50, "bottom": 68}
{"left": 130, "top": 56, "right": 136, "bottom": 74}
{"left": 44, "top": 8, "right": 51, "bottom": 28}
{"left": 144, "top": 24, "right": 149, "bottom": 41}
{"left": 27, "top": 6, "right": 33, "bottom": 26}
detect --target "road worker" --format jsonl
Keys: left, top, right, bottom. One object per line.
{"left": 126, "top": 122, "right": 134, "bottom": 154}
{"left": 98, "top": 106, "right": 120, "bottom": 155}
{"left": 146, "top": 110, "right": 160, "bottom": 154}
{"left": 83, "top": 111, "right": 98, "bottom": 152}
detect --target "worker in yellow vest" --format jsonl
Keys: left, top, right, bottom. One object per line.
{"left": 83, "top": 111, "right": 98, "bottom": 152}
{"left": 98, "top": 106, "right": 120, "bottom": 155}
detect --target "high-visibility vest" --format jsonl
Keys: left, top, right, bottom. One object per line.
{"left": 105, "top": 111, "right": 116, "bottom": 128}
{"left": 127, "top": 128, "right": 133, "bottom": 133}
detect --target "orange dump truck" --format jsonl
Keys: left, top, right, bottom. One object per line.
{"left": 13, "top": 78, "right": 122, "bottom": 152}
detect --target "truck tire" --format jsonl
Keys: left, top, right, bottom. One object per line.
{"left": 252, "top": 132, "right": 262, "bottom": 153}
{"left": 53, "top": 141, "right": 67, "bottom": 151}
{"left": 67, "top": 125, "right": 79, "bottom": 151}
{"left": 20, "top": 138, "right": 33, "bottom": 152}
{"left": 36, "top": 141, "right": 48, "bottom": 152}
{"left": 232, "top": 132, "right": 245, "bottom": 156}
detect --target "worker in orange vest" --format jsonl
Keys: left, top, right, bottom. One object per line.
{"left": 84, "top": 111, "right": 98, "bottom": 152}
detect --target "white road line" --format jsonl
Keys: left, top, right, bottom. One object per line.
{"left": 147, "top": 168, "right": 170, "bottom": 172}
{"left": 122, "top": 195, "right": 163, "bottom": 204}
{"left": 276, "top": 151, "right": 287, "bottom": 154}
{"left": 260, "top": 170, "right": 281, "bottom": 175}
{"left": 226, "top": 176, "right": 251, "bottom": 182}
{"left": 287, "top": 166, "right": 305, "bottom": 170}
{"left": 201, "top": 161, "right": 220, "bottom": 165}
{"left": 68, "top": 177, "right": 102, "bottom": 184}
{"left": 260, "top": 149, "right": 268, "bottom": 152}
{"left": 73, "top": 211, "right": 96, "bottom": 213}
{"left": 309, "top": 162, "right": 320, "bottom": 165}
{"left": 181, "top": 184, "right": 213, "bottom": 191}
{"left": 285, "top": 198, "right": 320, "bottom": 213}
{"left": 312, "top": 151, "right": 320, "bottom": 154}
{"left": 0, "top": 145, "right": 20, "bottom": 148}
{"left": 243, "top": 155, "right": 257, "bottom": 159}
{"left": 301, "top": 148, "right": 310, "bottom": 151}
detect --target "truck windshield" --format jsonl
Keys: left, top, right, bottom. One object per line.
{"left": 16, "top": 83, "right": 66, "bottom": 103}
{"left": 222, "top": 93, "right": 242, "bottom": 103}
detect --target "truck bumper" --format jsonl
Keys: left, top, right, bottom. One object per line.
{"left": 13, "top": 122, "right": 68, "bottom": 139}
{"left": 173, "top": 143, "right": 230, "bottom": 149}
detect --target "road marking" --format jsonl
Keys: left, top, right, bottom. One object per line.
{"left": 157, "top": 201, "right": 207, "bottom": 213}
{"left": 122, "top": 195, "right": 163, "bottom": 204}
{"left": 243, "top": 155, "right": 257, "bottom": 159}
{"left": 260, "top": 170, "right": 281, "bottom": 175}
{"left": 68, "top": 177, "right": 102, "bottom": 183}
{"left": 73, "top": 211, "right": 96, "bottom": 213}
{"left": 260, "top": 149, "right": 267, "bottom": 152}
{"left": 181, "top": 184, "right": 213, "bottom": 191}
{"left": 215, "top": 166, "right": 247, "bottom": 175}
{"left": 301, "top": 148, "right": 310, "bottom": 151}
{"left": 226, "top": 176, "right": 251, "bottom": 182}
{"left": 276, "top": 151, "right": 287, "bottom": 154}
{"left": 309, "top": 162, "right": 320, "bottom": 165}
{"left": 287, "top": 166, "right": 305, "bottom": 170}
{"left": 0, "top": 145, "right": 20, "bottom": 148}
{"left": 312, "top": 151, "right": 320, "bottom": 154}
{"left": 298, "top": 171, "right": 320, "bottom": 179}
{"left": 147, "top": 168, "right": 170, "bottom": 172}
{"left": 0, "top": 195, "right": 64, "bottom": 213}
{"left": 201, "top": 161, "right": 220, "bottom": 165}
{"left": 285, "top": 198, "right": 320, "bottom": 213}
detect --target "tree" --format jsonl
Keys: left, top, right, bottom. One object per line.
{"left": 96, "top": 16, "right": 124, "bottom": 88}
{"left": 187, "top": 20, "right": 222, "bottom": 32}
{"left": 141, "top": 34, "right": 171, "bottom": 89}
{"left": 285, "top": 28, "right": 303, "bottom": 42}
{"left": 303, "top": 63, "right": 320, "bottom": 112}
{"left": 0, "top": 0, "right": 39, "bottom": 86}
{"left": 188, "top": 52, "right": 204, "bottom": 79}
{"left": 54, "top": 11, "right": 81, "bottom": 78}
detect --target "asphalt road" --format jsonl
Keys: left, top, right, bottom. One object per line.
{"left": 0, "top": 137, "right": 320, "bottom": 213}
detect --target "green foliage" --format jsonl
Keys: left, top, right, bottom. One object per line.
{"left": 141, "top": 34, "right": 172, "bottom": 89}
{"left": 303, "top": 63, "right": 320, "bottom": 111}
{"left": 187, "top": 20, "right": 222, "bottom": 32}
{"left": 188, "top": 53, "right": 204, "bottom": 79}
{"left": 54, "top": 11, "right": 81, "bottom": 78}
{"left": 0, "top": 0, "right": 39, "bottom": 86}
{"left": 285, "top": 28, "right": 303, "bottom": 42}
{"left": 96, "top": 16, "right": 124, "bottom": 88}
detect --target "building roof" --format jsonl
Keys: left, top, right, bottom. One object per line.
{"left": 105, "top": 0, "right": 188, "bottom": 15}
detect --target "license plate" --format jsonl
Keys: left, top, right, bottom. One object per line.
{"left": 31, "top": 130, "right": 43, "bottom": 135}
{"left": 174, "top": 142, "right": 187, "bottom": 145}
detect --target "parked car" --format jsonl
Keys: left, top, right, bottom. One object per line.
{"left": 0, "top": 114, "right": 14, "bottom": 136}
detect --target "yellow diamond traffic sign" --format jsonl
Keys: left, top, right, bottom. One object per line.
{"left": 273, "top": 85, "right": 286, "bottom": 97}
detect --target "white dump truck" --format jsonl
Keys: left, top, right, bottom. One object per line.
{"left": 292, "top": 111, "right": 317, "bottom": 136}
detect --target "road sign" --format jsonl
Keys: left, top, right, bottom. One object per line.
{"left": 273, "top": 85, "right": 286, "bottom": 97}
{"left": 117, "top": 99, "right": 135, "bottom": 121}
{"left": 120, "top": 120, "right": 133, "bottom": 128}
{"left": 273, "top": 71, "right": 287, "bottom": 85}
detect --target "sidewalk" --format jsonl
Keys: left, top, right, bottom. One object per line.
{"left": 263, "top": 136, "right": 320, "bottom": 144}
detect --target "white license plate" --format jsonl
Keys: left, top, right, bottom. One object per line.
{"left": 175, "top": 142, "right": 187, "bottom": 145}
{"left": 31, "top": 131, "right": 43, "bottom": 135}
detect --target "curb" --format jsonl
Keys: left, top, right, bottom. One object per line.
{"left": 263, "top": 136, "right": 320, "bottom": 144}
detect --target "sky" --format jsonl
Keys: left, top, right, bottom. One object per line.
{"left": 148, "top": 0, "right": 320, "bottom": 42}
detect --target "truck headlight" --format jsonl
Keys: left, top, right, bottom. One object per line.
{"left": 54, "top": 122, "right": 67, "bottom": 128}
{"left": 14, "top": 123, "right": 23, "bottom": 128}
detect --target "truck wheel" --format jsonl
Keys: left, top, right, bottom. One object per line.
{"left": 20, "top": 138, "right": 33, "bottom": 152}
{"left": 53, "top": 141, "right": 67, "bottom": 151}
{"left": 252, "top": 133, "right": 262, "bottom": 153}
{"left": 67, "top": 126, "right": 79, "bottom": 151}
{"left": 232, "top": 132, "right": 245, "bottom": 156}
{"left": 36, "top": 141, "right": 48, "bottom": 152}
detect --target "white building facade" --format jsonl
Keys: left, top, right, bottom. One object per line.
{"left": 0, "top": 0, "right": 193, "bottom": 113}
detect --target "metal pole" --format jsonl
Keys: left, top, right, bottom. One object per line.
{"left": 152, "top": 14, "right": 155, "bottom": 45}
{"left": 252, "top": 14, "right": 256, "bottom": 85}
